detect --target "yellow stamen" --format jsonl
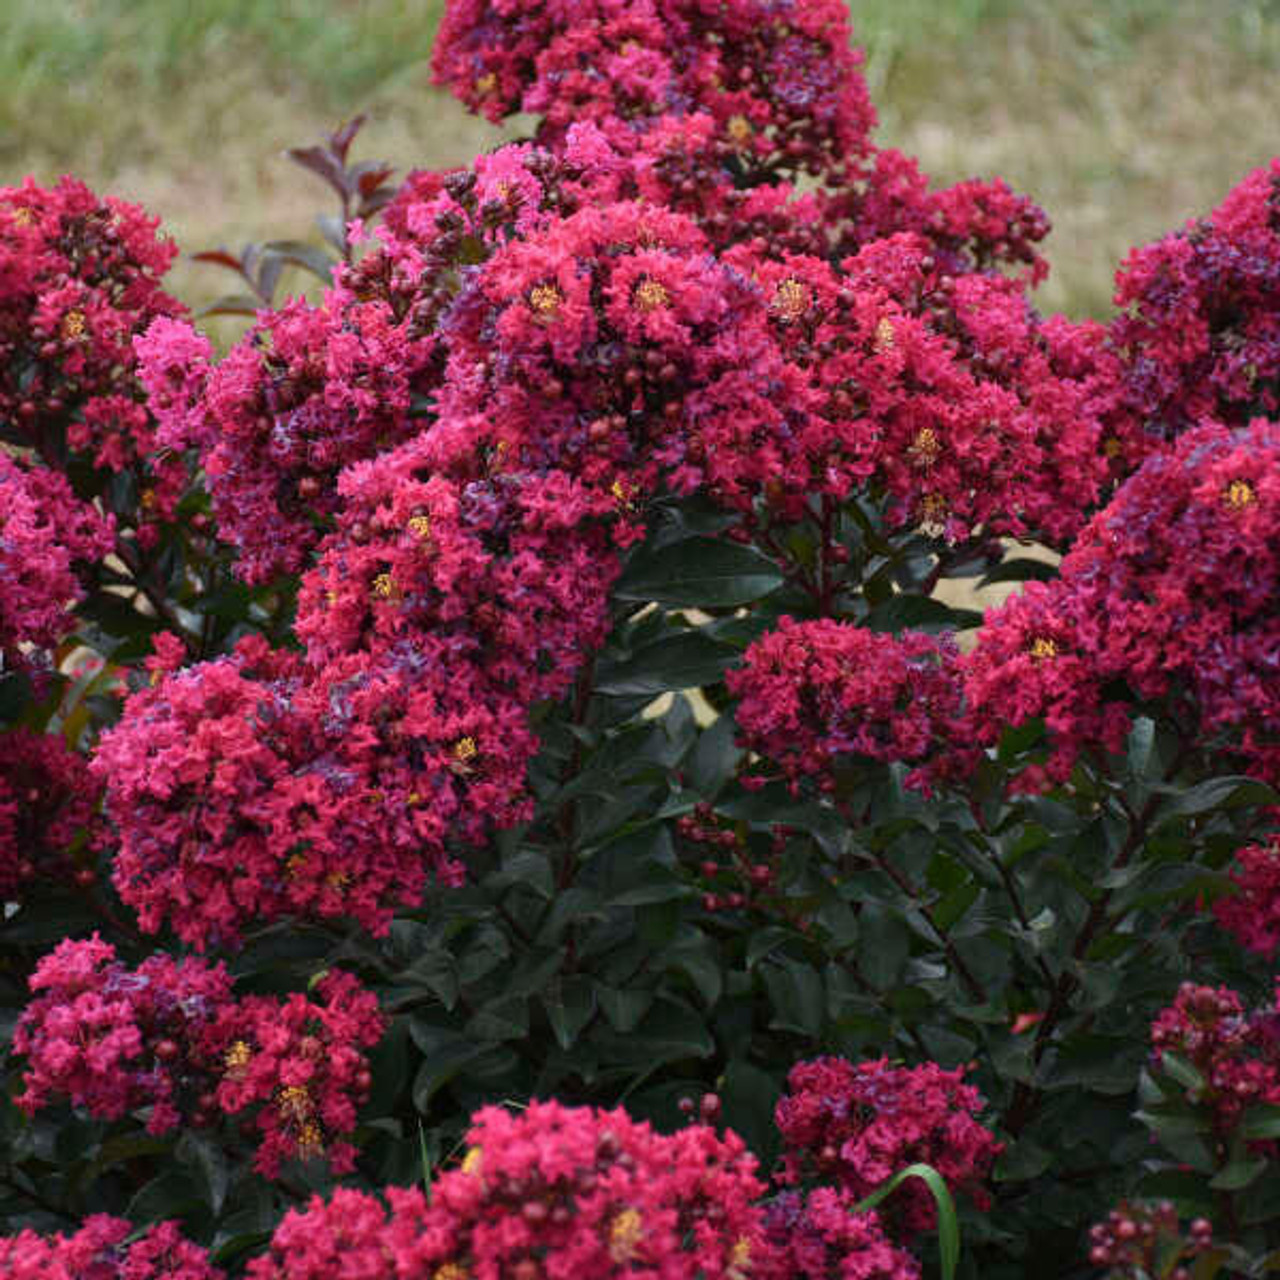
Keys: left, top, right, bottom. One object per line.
{"left": 1029, "top": 636, "right": 1058, "bottom": 661}
{"left": 285, "top": 853, "right": 308, "bottom": 879}
{"left": 771, "top": 277, "right": 808, "bottom": 322}
{"left": 296, "top": 1120, "right": 325, "bottom": 1157}
{"left": 61, "top": 310, "right": 86, "bottom": 339}
{"left": 920, "top": 493, "right": 947, "bottom": 526}
{"left": 371, "top": 572, "right": 395, "bottom": 599}
{"left": 325, "top": 870, "right": 350, "bottom": 890}
{"left": 609, "top": 1208, "right": 644, "bottom": 1264}
{"left": 408, "top": 514, "right": 432, "bottom": 540}
{"left": 434, "top": 1267, "right": 470, "bottom": 1280}
{"left": 1102, "top": 436, "right": 1123, "bottom": 459}
{"left": 730, "top": 1237, "right": 752, "bottom": 1270}
{"left": 453, "top": 736, "right": 478, "bottom": 763}
{"left": 909, "top": 428, "right": 941, "bottom": 467}
{"left": 529, "top": 283, "right": 562, "bottom": 319}
{"left": 726, "top": 114, "right": 753, "bottom": 146}
{"left": 461, "top": 1146, "right": 483, "bottom": 1176}
{"left": 140, "top": 488, "right": 156, "bottom": 510}
{"left": 278, "top": 1085, "right": 313, "bottom": 1122}
{"left": 633, "top": 277, "right": 671, "bottom": 313}
{"left": 1224, "top": 479, "right": 1256, "bottom": 510}
{"left": 224, "top": 1040, "right": 252, "bottom": 1073}
{"left": 873, "top": 316, "right": 895, "bottom": 353}
{"left": 11, "top": 207, "right": 35, "bottom": 227}
{"left": 474, "top": 73, "right": 497, "bottom": 96}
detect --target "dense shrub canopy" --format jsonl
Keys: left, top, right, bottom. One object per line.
{"left": 1, "top": 3, "right": 1278, "bottom": 1278}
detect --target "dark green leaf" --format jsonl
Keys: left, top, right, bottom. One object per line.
{"left": 978, "top": 557, "right": 1059, "bottom": 587}
{"left": 761, "top": 958, "right": 824, "bottom": 1037}
{"left": 595, "top": 983, "right": 654, "bottom": 1033}
{"left": 1155, "top": 776, "right": 1278, "bottom": 828}
{"left": 1241, "top": 1103, "right": 1280, "bottom": 1141}
{"left": 176, "top": 1130, "right": 229, "bottom": 1217}
{"left": 864, "top": 594, "right": 983, "bottom": 634}
{"left": 1209, "top": 1156, "right": 1268, "bottom": 1191}
{"left": 541, "top": 976, "right": 597, "bottom": 1051}
{"left": 614, "top": 538, "right": 784, "bottom": 608}
{"left": 858, "top": 901, "right": 909, "bottom": 988}
{"left": 595, "top": 632, "right": 739, "bottom": 696}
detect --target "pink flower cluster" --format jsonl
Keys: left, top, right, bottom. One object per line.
{"left": 774, "top": 1057, "right": 1003, "bottom": 1238}
{"left": 432, "top": 0, "right": 873, "bottom": 182}
{"left": 0, "top": 176, "right": 186, "bottom": 528}
{"left": 91, "top": 637, "right": 361, "bottom": 949}
{"left": 1110, "top": 159, "right": 1280, "bottom": 461}
{"left": 12, "top": 936, "right": 383, "bottom": 1177}
{"left": 247, "top": 1099, "right": 766, "bottom": 1279}
{"left": 0, "top": 451, "right": 113, "bottom": 672}
{"left": 727, "top": 617, "right": 967, "bottom": 793}
{"left": 138, "top": 293, "right": 428, "bottom": 583}
{"left": 111, "top": 0, "right": 1135, "bottom": 955}
{"left": 756, "top": 1188, "right": 921, "bottom": 1280}
{"left": 13, "top": 934, "right": 235, "bottom": 1134}
{"left": 964, "top": 418, "right": 1280, "bottom": 786}
{"left": 1215, "top": 839, "right": 1280, "bottom": 957}
{"left": 0, "top": 728, "right": 103, "bottom": 900}
{"left": 206, "top": 969, "right": 384, "bottom": 1178}
{"left": 0, "top": 1216, "right": 220, "bottom": 1280}
{"left": 430, "top": 0, "right": 1054, "bottom": 282}
{"left": 1150, "top": 981, "right": 1280, "bottom": 1137}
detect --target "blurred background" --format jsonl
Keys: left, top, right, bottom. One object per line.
{"left": 3, "top": 0, "right": 1278, "bottom": 320}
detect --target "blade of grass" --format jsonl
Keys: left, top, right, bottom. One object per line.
{"left": 853, "top": 1162, "right": 961, "bottom": 1280}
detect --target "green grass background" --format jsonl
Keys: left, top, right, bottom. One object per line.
{"left": 3, "top": 0, "right": 1279, "bottom": 319}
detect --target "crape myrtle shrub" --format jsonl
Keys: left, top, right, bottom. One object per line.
{"left": 2, "top": 1, "right": 1280, "bottom": 1277}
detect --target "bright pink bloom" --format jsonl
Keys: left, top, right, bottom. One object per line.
{"left": 1111, "top": 159, "right": 1280, "bottom": 457}
{"left": 0, "top": 452, "right": 113, "bottom": 669}
{"left": 252, "top": 1100, "right": 766, "bottom": 1279}
{"left": 964, "top": 419, "right": 1280, "bottom": 786}
{"left": 775, "top": 1057, "right": 1003, "bottom": 1238}
{"left": 13, "top": 935, "right": 233, "bottom": 1134}
{"left": 0, "top": 1216, "right": 221, "bottom": 1279}
{"left": 1216, "top": 839, "right": 1280, "bottom": 957}
{"left": 756, "top": 1188, "right": 921, "bottom": 1280}
{"left": 0, "top": 176, "right": 187, "bottom": 526}
{"left": 729, "top": 618, "right": 969, "bottom": 794}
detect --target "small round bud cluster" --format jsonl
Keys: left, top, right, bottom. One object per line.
{"left": 1085, "top": 1201, "right": 1213, "bottom": 1279}
{"left": 676, "top": 805, "right": 775, "bottom": 914}
{"left": 677, "top": 1091, "right": 724, "bottom": 1126}
{"left": 0, "top": 728, "right": 104, "bottom": 901}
